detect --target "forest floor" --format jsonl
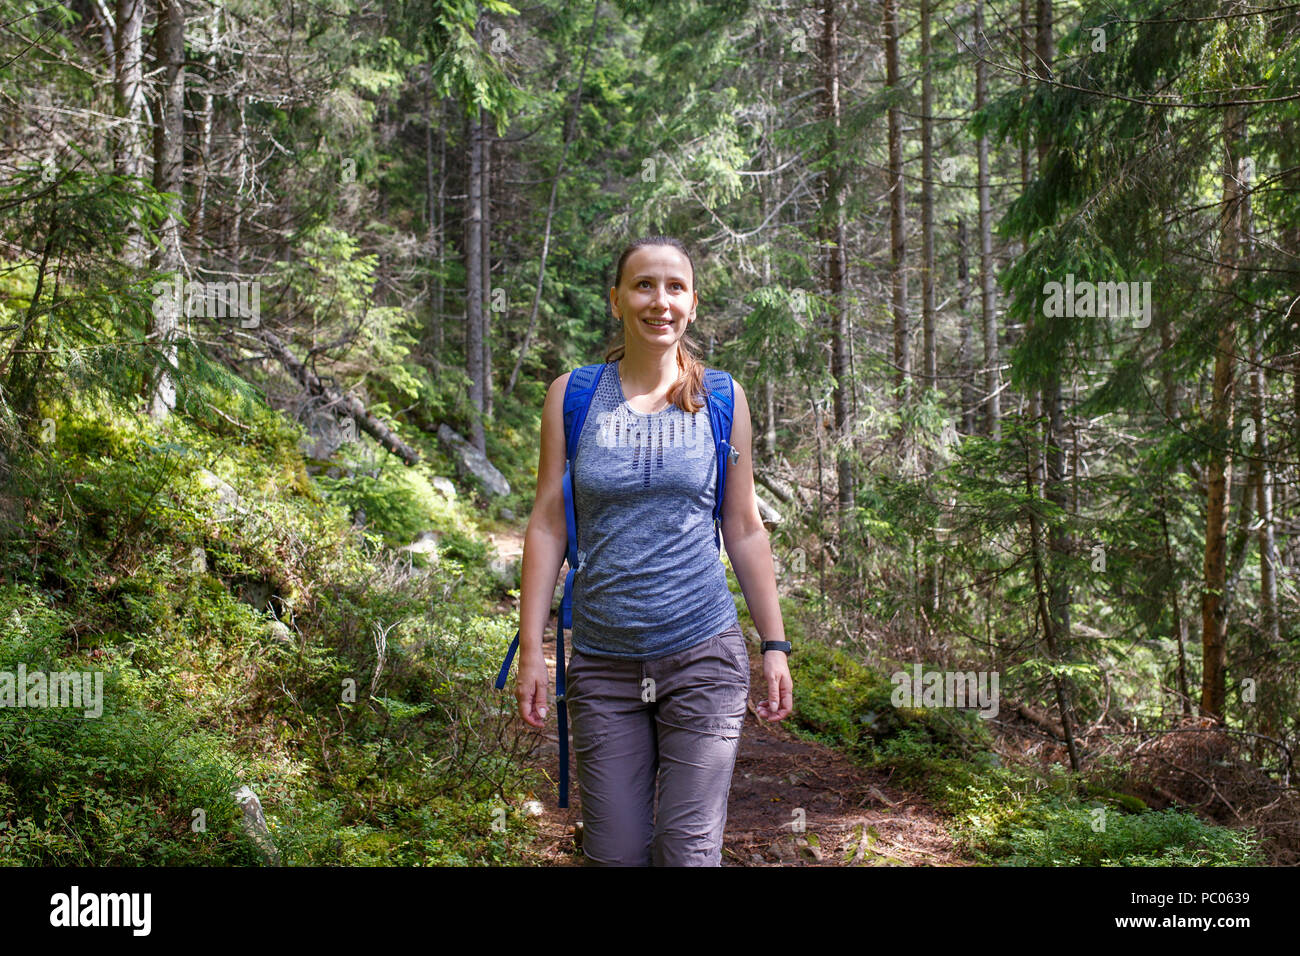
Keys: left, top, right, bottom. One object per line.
{"left": 485, "top": 528, "right": 970, "bottom": 867}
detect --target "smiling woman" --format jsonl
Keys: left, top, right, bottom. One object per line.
{"left": 512, "top": 235, "right": 793, "bottom": 867}
{"left": 602, "top": 236, "right": 706, "bottom": 415}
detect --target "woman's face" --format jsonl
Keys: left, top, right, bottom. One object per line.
{"left": 609, "top": 245, "right": 697, "bottom": 352}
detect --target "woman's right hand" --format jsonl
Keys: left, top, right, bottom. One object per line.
{"left": 515, "top": 650, "right": 550, "bottom": 728}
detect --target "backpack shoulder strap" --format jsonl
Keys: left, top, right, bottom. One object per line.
{"left": 702, "top": 367, "right": 738, "bottom": 552}
{"left": 562, "top": 363, "right": 607, "bottom": 461}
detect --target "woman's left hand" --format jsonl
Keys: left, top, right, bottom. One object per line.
{"left": 756, "top": 651, "right": 793, "bottom": 721}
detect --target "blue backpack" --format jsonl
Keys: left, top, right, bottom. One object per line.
{"left": 494, "top": 361, "right": 739, "bottom": 808}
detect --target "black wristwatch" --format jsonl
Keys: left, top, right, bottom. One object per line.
{"left": 760, "top": 640, "right": 792, "bottom": 656}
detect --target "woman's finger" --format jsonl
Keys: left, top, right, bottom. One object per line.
{"left": 517, "top": 679, "right": 547, "bottom": 727}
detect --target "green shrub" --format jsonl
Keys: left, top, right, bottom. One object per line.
{"left": 777, "top": 631, "right": 1260, "bottom": 867}
{"left": 0, "top": 584, "right": 262, "bottom": 865}
{"left": 786, "top": 640, "right": 991, "bottom": 763}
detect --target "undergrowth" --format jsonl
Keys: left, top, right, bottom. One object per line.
{"left": 0, "top": 384, "right": 541, "bottom": 865}
{"left": 782, "top": 637, "right": 1262, "bottom": 866}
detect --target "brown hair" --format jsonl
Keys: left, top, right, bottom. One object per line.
{"left": 604, "top": 235, "right": 708, "bottom": 414}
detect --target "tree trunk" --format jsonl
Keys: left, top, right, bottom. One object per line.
{"left": 810, "top": 383, "right": 828, "bottom": 610}
{"left": 956, "top": 217, "right": 975, "bottom": 434}
{"left": 821, "top": 0, "right": 853, "bottom": 523}
{"left": 920, "top": 0, "right": 935, "bottom": 389}
{"left": 465, "top": 102, "right": 486, "bottom": 452}
{"left": 885, "top": 0, "right": 908, "bottom": 406}
{"left": 191, "top": 0, "right": 220, "bottom": 245}
{"left": 2, "top": 203, "right": 59, "bottom": 428}
{"left": 1019, "top": 0, "right": 1030, "bottom": 188}
{"left": 482, "top": 106, "right": 493, "bottom": 424}
{"left": 1242, "top": 164, "right": 1279, "bottom": 649}
{"left": 761, "top": 180, "right": 776, "bottom": 462}
{"left": 1024, "top": 0, "right": 1078, "bottom": 770}
{"left": 146, "top": 0, "right": 185, "bottom": 421}
{"left": 975, "top": 0, "right": 999, "bottom": 439}
{"left": 1250, "top": 328, "right": 1280, "bottom": 646}
{"left": 1201, "top": 102, "right": 1245, "bottom": 722}
{"left": 423, "top": 65, "right": 437, "bottom": 354}
{"left": 436, "top": 96, "right": 447, "bottom": 356}
{"left": 1024, "top": 390, "right": 1081, "bottom": 772}
{"left": 113, "top": 0, "right": 147, "bottom": 266}
{"left": 230, "top": 86, "right": 247, "bottom": 271}
{"left": 1159, "top": 307, "right": 1192, "bottom": 716}
{"left": 89, "top": 0, "right": 116, "bottom": 78}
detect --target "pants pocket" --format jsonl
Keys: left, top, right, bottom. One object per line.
{"left": 713, "top": 625, "right": 750, "bottom": 682}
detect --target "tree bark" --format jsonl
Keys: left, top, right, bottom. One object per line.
{"left": 920, "top": 0, "right": 936, "bottom": 389}
{"left": 885, "top": 0, "right": 908, "bottom": 407}
{"left": 1023, "top": 407, "right": 1081, "bottom": 771}
{"left": 482, "top": 106, "right": 494, "bottom": 424}
{"left": 955, "top": 217, "right": 975, "bottom": 434}
{"left": 1159, "top": 307, "right": 1192, "bottom": 716}
{"left": 821, "top": 0, "right": 853, "bottom": 523}
{"left": 1241, "top": 168, "right": 1280, "bottom": 650}
{"left": 113, "top": 0, "right": 147, "bottom": 266}
{"left": 191, "top": 0, "right": 220, "bottom": 245}
{"left": 229, "top": 85, "right": 247, "bottom": 272}
{"left": 423, "top": 65, "right": 437, "bottom": 354}
{"left": 465, "top": 102, "right": 486, "bottom": 452}
{"left": 975, "top": 0, "right": 999, "bottom": 439}
{"left": 146, "top": 0, "right": 186, "bottom": 421}
{"left": 1019, "top": 0, "right": 1030, "bottom": 188}
{"left": 436, "top": 95, "right": 447, "bottom": 356}
{"left": 1201, "top": 102, "right": 1245, "bottom": 722}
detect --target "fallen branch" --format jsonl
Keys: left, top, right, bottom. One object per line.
{"left": 756, "top": 471, "right": 796, "bottom": 504}
{"left": 1002, "top": 696, "right": 1066, "bottom": 740}
{"left": 258, "top": 329, "right": 419, "bottom": 465}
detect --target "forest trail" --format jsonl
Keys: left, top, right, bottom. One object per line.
{"left": 484, "top": 528, "right": 968, "bottom": 867}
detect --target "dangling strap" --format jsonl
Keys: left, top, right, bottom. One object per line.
{"left": 556, "top": 565, "right": 575, "bottom": 809}
{"left": 493, "top": 583, "right": 570, "bottom": 809}
{"left": 494, "top": 631, "right": 519, "bottom": 691}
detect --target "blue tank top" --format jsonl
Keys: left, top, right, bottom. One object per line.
{"left": 569, "top": 361, "right": 739, "bottom": 659}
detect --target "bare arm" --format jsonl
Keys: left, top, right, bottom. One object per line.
{"left": 515, "top": 372, "right": 571, "bottom": 727}
{"left": 720, "top": 378, "right": 793, "bottom": 721}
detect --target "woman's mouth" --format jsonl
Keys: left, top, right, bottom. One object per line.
{"left": 643, "top": 317, "right": 673, "bottom": 328}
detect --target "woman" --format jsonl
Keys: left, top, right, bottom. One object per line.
{"left": 514, "top": 235, "right": 793, "bottom": 866}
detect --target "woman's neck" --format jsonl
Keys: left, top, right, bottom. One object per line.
{"left": 618, "top": 347, "right": 680, "bottom": 394}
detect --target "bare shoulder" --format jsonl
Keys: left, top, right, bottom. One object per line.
{"left": 723, "top": 371, "right": 748, "bottom": 408}
{"left": 545, "top": 371, "right": 572, "bottom": 408}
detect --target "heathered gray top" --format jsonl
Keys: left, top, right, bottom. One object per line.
{"left": 569, "top": 361, "right": 739, "bottom": 659}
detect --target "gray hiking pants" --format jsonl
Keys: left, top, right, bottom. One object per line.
{"left": 565, "top": 621, "right": 750, "bottom": 866}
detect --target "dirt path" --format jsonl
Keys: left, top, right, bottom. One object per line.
{"left": 485, "top": 526, "right": 967, "bottom": 867}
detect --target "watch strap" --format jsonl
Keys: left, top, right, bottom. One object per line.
{"left": 761, "top": 640, "right": 792, "bottom": 655}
